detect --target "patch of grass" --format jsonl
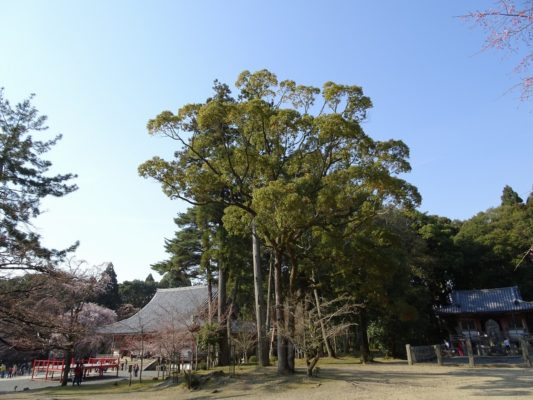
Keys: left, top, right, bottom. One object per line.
{"left": 34, "top": 379, "right": 159, "bottom": 396}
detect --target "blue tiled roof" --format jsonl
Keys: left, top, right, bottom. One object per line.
{"left": 436, "top": 286, "right": 533, "bottom": 315}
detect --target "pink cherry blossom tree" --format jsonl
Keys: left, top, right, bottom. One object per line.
{"left": 463, "top": 0, "right": 533, "bottom": 100}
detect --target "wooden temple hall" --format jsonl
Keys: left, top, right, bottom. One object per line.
{"left": 98, "top": 285, "right": 211, "bottom": 358}
{"left": 436, "top": 286, "right": 533, "bottom": 347}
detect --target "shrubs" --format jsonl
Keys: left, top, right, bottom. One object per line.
{"left": 197, "top": 361, "right": 207, "bottom": 370}
{"left": 248, "top": 355, "right": 258, "bottom": 364}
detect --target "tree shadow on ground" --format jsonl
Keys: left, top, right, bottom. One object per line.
{"left": 319, "top": 363, "right": 533, "bottom": 398}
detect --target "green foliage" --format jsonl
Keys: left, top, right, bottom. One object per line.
{"left": 151, "top": 208, "right": 203, "bottom": 281}
{"left": 197, "top": 360, "right": 207, "bottom": 370}
{"left": 0, "top": 89, "right": 77, "bottom": 273}
{"left": 196, "top": 323, "right": 220, "bottom": 351}
{"left": 367, "top": 320, "right": 387, "bottom": 353}
{"left": 157, "top": 269, "right": 191, "bottom": 288}
{"left": 455, "top": 186, "right": 533, "bottom": 296}
{"left": 96, "top": 263, "right": 121, "bottom": 310}
{"left": 118, "top": 279, "right": 157, "bottom": 309}
{"left": 501, "top": 185, "right": 523, "bottom": 206}
{"left": 140, "top": 70, "right": 422, "bottom": 371}
{"left": 248, "top": 355, "right": 258, "bottom": 364}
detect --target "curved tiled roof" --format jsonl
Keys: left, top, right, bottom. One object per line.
{"left": 98, "top": 285, "right": 210, "bottom": 335}
{"left": 436, "top": 286, "right": 533, "bottom": 315}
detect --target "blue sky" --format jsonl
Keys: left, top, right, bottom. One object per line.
{"left": 1, "top": 1, "right": 531, "bottom": 282}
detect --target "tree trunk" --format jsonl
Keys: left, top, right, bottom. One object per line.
{"left": 274, "top": 250, "right": 289, "bottom": 374}
{"left": 206, "top": 267, "right": 213, "bottom": 324}
{"left": 61, "top": 347, "right": 73, "bottom": 386}
{"left": 218, "top": 262, "right": 227, "bottom": 324}
{"left": 201, "top": 227, "right": 213, "bottom": 323}
{"left": 139, "top": 333, "right": 144, "bottom": 382}
{"left": 265, "top": 254, "right": 273, "bottom": 332}
{"left": 286, "top": 250, "right": 298, "bottom": 372}
{"left": 359, "top": 309, "right": 370, "bottom": 363}
{"left": 306, "top": 355, "right": 320, "bottom": 377}
{"left": 286, "top": 299, "right": 296, "bottom": 372}
{"left": 218, "top": 262, "right": 230, "bottom": 365}
{"left": 269, "top": 323, "right": 276, "bottom": 358}
{"left": 252, "top": 221, "right": 269, "bottom": 366}
{"left": 312, "top": 275, "right": 335, "bottom": 358}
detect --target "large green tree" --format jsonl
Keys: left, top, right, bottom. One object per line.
{"left": 96, "top": 263, "right": 121, "bottom": 310}
{"left": 455, "top": 186, "right": 533, "bottom": 295}
{"left": 118, "top": 279, "right": 157, "bottom": 309}
{"left": 140, "top": 70, "right": 420, "bottom": 373}
{"left": 0, "top": 89, "right": 77, "bottom": 274}
{"left": 0, "top": 89, "right": 78, "bottom": 354}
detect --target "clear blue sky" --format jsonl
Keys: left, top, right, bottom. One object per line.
{"left": 1, "top": 1, "right": 531, "bottom": 282}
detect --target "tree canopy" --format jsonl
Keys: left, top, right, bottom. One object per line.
{"left": 140, "top": 69, "right": 420, "bottom": 373}
{"left": 0, "top": 89, "right": 77, "bottom": 274}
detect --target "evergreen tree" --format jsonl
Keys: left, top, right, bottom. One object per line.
{"left": 96, "top": 263, "right": 121, "bottom": 310}
{"left": 140, "top": 70, "right": 420, "bottom": 372}
{"left": 501, "top": 185, "right": 523, "bottom": 206}
{"left": 0, "top": 89, "right": 77, "bottom": 274}
{"left": 119, "top": 279, "right": 157, "bottom": 309}
{"left": 157, "top": 269, "right": 191, "bottom": 288}
{"left": 456, "top": 187, "right": 533, "bottom": 296}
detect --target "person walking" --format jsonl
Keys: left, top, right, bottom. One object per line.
{"left": 73, "top": 363, "right": 83, "bottom": 386}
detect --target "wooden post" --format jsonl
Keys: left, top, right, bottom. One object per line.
{"left": 433, "top": 345, "right": 443, "bottom": 366}
{"left": 406, "top": 344, "right": 413, "bottom": 365}
{"left": 466, "top": 339, "right": 475, "bottom": 367}
{"left": 520, "top": 339, "right": 532, "bottom": 367}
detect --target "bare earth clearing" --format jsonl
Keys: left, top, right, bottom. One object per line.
{"left": 4, "top": 362, "right": 533, "bottom": 400}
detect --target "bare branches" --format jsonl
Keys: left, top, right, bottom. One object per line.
{"left": 462, "top": 0, "right": 533, "bottom": 100}
{"left": 287, "top": 294, "right": 361, "bottom": 376}
{"left": 0, "top": 260, "right": 114, "bottom": 358}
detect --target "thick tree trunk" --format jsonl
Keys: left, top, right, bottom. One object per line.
{"left": 274, "top": 250, "right": 289, "bottom": 374}
{"left": 218, "top": 263, "right": 227, "bottom": 324}
{"left": 265, "top": 254, "right": 273, "bottom": 332}
{"left": 286, "top": 299, "right": 296, "bottom": 372}
{"left": 359, "top": 309, "right": 370, "bottom": 363}
{"left": 218, "top": 263, "right": 230, "bottom": 365}
{"left": 206, "top": 270, "right": 213, "bottom": 323}
{"left": 286, "top": 250, "right": 298, "bottom": 372}
{"left": 201, "top": 227, "right": 213, "bottom": 323}
{"left": 61, "top": 347, "right": 73, "bottom": 386}
{"left": 252, "top": 221, "right": 269, "bottom": 366}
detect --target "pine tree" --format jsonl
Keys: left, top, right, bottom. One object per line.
{"left": 0, "top": 89, "right": 77, "bottom": 273}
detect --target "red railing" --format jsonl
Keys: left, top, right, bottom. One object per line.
{"left": 32, "top": 356, "right": 120, "bottom": 380}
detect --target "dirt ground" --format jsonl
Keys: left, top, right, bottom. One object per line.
{"left": 4, "top": 362, "right": 533, "bottom": 400}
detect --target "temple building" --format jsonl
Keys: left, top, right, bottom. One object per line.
{"left": 99, "top": 285, "right": 211, "bottom": 359}
{"left": 436, "top": 286, "right": 533, "bottom": 345}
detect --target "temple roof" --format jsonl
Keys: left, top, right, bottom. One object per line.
{"left": 98, "top": 285, "right": 210, "bottom": 335}
{"left": 436, "top": 286, "right": 533, "bottom": 315}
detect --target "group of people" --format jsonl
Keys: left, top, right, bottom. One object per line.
{"left": 0, "top": 362, "right": 31, "bottom": 378}
{"left": 443, "top": 337, "right": 514, "bottom": 356}
{"left": 119, "top": 358, "right": 140, "bottom": 377}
